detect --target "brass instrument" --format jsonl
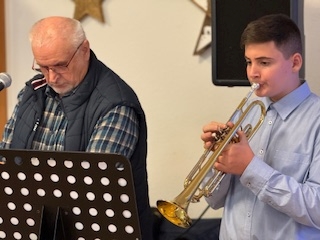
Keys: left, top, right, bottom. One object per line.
{"left": 156, "top": 83, "right": 266, "bottom": 228}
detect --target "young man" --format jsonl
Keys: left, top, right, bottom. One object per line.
{"left": 0, "top": 16, "right": 153, "bottom": 239}
{"left": 201, "top": 14, "right": 320, "bottom": 239}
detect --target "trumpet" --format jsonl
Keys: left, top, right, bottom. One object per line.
{"left": 156, "top": 83, "right": 266, "bottom": 228}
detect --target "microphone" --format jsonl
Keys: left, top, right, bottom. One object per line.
{"left": 0, "top": 72, "right": 12, "bottom": 91}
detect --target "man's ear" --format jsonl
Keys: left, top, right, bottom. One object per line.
{"left": 292, "top": 53, "right": 303, "bottom": 73}
{"left": 81, "top": 39, "right": 91, "bottom": 61}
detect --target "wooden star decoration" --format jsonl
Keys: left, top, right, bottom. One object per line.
{"left": 73, "top": 0, "right": 105, "bottom": 23}
{"left": 191, "top": 0, "right": 212, "bottom": 55}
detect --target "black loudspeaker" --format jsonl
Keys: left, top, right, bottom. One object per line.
{"left": 211, "top": 0, "right": 303, "bottom": 87}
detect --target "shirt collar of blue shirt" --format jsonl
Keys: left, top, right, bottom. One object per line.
{"left": 263, "top": 80, "right": 311, "bottom": 121}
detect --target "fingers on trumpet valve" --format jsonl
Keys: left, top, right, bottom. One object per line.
{"left": 211, "top": 124, "right": 230, "bottom": 139}
{"left": 202, "top": 122, "right": 231, "bottom": 149}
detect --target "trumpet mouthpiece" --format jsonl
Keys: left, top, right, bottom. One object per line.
{"left": 251, "top": 83, "right": 260, "bottom": 91}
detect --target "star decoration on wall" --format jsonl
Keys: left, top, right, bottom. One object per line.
{"left": 73, "top": 0, "right": 105, "bottom": 23}
{"left": 191, "top": 0, "right": 212, "bottom": 55}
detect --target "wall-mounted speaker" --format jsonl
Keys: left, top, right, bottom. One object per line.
{"left": 211, "top": 0, "right": 303, "bottom": 87}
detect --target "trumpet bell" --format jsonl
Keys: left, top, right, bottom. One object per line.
{"left": 157, "top": 200, "right": 192, "bottom": 228}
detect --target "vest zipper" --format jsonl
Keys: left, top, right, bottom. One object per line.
{"left": 33, "top": 118, "right": 40, "bottom": 131}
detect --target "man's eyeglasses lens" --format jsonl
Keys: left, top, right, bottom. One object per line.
{"left": 32, "top": 62, "right": 69, "bottom": 74}
{"left": 32, "top": 41, "right": 83, "bottom": 74}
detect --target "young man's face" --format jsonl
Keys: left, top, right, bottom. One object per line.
{"left": 244, "top": 41, "right": 301, "bottom": 102}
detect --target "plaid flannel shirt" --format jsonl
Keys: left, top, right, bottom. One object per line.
{"left": 1, "top": 88, "right": 139, "bottom": 159}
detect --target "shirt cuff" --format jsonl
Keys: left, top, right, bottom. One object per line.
{"left": 240, "top": 156, "right": 274, "bottom": 195}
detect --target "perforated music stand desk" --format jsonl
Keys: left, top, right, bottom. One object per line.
{"left": 0, "top": 149, "right": 141, "bottom": 240}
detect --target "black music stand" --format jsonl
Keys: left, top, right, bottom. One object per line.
{"left": 0, "top": 149, "right": 141, "bottom": 240}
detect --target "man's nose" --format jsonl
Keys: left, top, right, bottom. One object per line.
{"left": 247, "top": 64, "right": 260, "bottom": 79}
{"left": 46, "top": 69, "right": 59, "bottom": 84}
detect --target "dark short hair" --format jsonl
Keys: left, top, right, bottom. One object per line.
{"left": 240, "top": 14, "right": 302, "bottom": 58}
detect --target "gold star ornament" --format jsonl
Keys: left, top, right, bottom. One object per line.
{"left": 73, "top": 0, "right": 105, "bottom": 23}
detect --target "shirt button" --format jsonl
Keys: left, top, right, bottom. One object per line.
{"left": 259, "top": 149, "right": 264, "bottom": 155}
{"left": 247, "top": 212, "right": 251, "bottom": 217}
{"left": 268, "top": 120, "right": 272, "bottom": 125}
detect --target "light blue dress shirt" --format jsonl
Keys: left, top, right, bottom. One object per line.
{"left": 205, "top": 81, "right": 320, "bottom": 239}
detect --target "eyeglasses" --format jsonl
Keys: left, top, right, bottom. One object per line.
{"left": 32, "top": 41, "right": 84, "bottom": 74}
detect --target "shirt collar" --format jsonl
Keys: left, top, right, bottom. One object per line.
{"left": 267, "top": 80, "right": 311, "bottom": 120}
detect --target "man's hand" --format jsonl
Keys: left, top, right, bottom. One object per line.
{"left": 201, "top": 121, "right": 254, "bottom": 175}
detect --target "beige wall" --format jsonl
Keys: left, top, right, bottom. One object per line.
{"left": 4, "top": 0, "right": 320, "bottom": 219}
